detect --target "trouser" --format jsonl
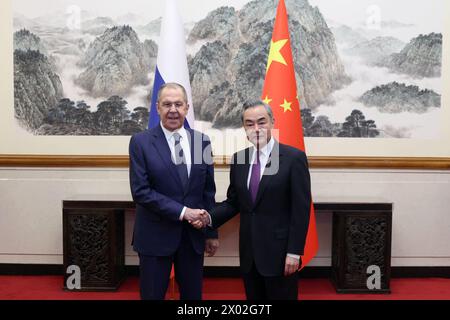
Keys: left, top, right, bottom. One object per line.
{"left": 138, "top": 226, "right": 204, "bottom": 300}
{"left": 242, "top": 261, "right": 298, "bottom": 300}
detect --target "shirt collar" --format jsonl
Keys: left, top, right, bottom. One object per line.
{"left": 252, "top": 137, "right": 275, "bottom": 159}
{"left": 160, "top": 122, "right": 188, "bottom": 142}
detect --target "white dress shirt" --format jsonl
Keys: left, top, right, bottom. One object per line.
{"left": 160, "top": 122, "right": 191, "bottom": 220}
{"left": 246, "top": 137, "right": 275, "bottom": 188}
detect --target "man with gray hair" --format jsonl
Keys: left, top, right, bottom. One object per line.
{"left": 129, "top": 82, "right": 219, "bottom": 300}
{"left": 195, "top": 100, "right": 311, "bottom": 300}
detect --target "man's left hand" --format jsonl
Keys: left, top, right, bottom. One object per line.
{"left": 205, "top": 239, "right": 219, "bottom": 257}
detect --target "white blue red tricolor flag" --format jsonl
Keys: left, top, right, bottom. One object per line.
{"left": 148, "top": 0, "right": 195, "bottom": 129}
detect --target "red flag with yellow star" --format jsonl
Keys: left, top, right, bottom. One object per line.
{"left": 262, "top": 0, "right": 318, "bottom": 268}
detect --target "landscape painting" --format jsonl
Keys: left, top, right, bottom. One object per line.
{"left": 13, "top": 0, "right": 444, "bottom": 139}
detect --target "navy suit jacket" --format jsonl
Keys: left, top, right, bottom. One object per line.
{"left": 129, "top": 125, "right": 217, "bottom": 256}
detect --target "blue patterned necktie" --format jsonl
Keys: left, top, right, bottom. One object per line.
{"left": 249, "top": 150, "right": 261, "bottom": 203}
{"left": 173, "top": 132, "right": 188, "bottom": 191}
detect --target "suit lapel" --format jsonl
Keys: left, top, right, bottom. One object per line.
{"left": 237, "top": 148, "right": 253, "bottom": 208}
{"left": 152, "top": 125, "right": 184, "bottom": 191}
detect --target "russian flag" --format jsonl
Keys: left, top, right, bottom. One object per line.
{"left": 148, "top": 0, "right": 195, "bottom": 129}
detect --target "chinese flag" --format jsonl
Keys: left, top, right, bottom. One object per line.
{"left": 262, "top": 0, "right": 318, "bottom": 268}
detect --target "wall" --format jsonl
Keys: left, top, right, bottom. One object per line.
{"left": 1, "top": 167, "right": 449, "bottom": 267}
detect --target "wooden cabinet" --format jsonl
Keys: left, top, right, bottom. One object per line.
{"left": 317, "top": 203, "right": 392, "bottom": 293}
{"left": 62, "top": 200, "right": 392, "bottom": 293}
{"left": 62, "top": 200, "right": 130, "bottom": 291}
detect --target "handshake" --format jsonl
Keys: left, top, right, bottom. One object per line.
{"left": 184, "top": 208, "right": 211, "bottom": 229}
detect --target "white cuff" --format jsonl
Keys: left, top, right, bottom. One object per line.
{"left": 179, "top": 206, "right": 187, "bottom": 221}
{"left": 287, "top": 253, "right": 300, "bottom": 260}
{"left": 207, "top": 213, "right": 213, "bottom": 227}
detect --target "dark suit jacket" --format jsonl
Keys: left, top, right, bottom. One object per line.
{"left": 211, "top": 142, "right": 311, "bottom": 276}
{"left": 129, "top": 125, "right": 217, "bottom": 256}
